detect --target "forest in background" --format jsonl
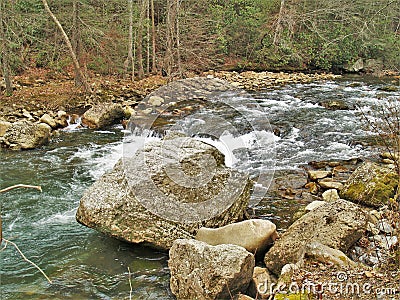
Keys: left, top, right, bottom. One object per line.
{"left": 1, "top": 0, "right": 400, "bottom": 87}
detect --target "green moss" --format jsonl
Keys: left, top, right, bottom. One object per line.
{"left": 340, "top": 182, "right": 366, "bottom": 201}
{"left": 341, "top": 163, "right": 398, "bottom": 207}
{"left": 274, "top": 293, "right": 311, "bottom": 300}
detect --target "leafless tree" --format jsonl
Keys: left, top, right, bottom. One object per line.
{"left": 136, "top": 0, "right": 146, "bottom": 78}
{"left": 0, "top": 0, "right": 12, "bottom": 95}
{"left": 150, "top": 0, "right": 157, "bottom": 73}
{"left": 42, "top": 0, "right": 91, "bottom": 93}
{"left": 124, "top": 0, "right": 135, "bottom": 81}
{"left": 164, "top": 0, "right": 182, "bottom": 77}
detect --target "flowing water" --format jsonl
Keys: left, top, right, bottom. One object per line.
{"left": 1, "top": 76, "right": 399, "bottom": 299}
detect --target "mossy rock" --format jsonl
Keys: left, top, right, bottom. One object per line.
{"left": 340, "top": 162, "right": 398, "bottom": 207}
{"left": 378, "top": 85, "right": 398, "bottom": 92}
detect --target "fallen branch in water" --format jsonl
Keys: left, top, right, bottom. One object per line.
{"left": 0, "top": 184, "right": 42, "bottom": 194}
{"left": 128, "top": 267, "right": 133, "bottom": 300}
{"left": 1, "top": 184, "right": 52, "bottom": 284}
{"left": 1, "top": 238, "right": 52, "bottom": 284}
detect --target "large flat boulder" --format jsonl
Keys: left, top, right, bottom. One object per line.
{"left": 169, "top": 239, "right": 255, "bottom": 300}
{"left": 1, "top": 121, "right": 51, "bottom": 150}
{"left": 76, "top": 135, "right": 251, "bottom": 250}
{"left": 340, "top": 162, "right": 398, "bottom": 207}
{"left": 82, "top": 103, "right": 125, "bottom": 129}
{"left": 264, "top": 199, "right": 367, "bottom": 275}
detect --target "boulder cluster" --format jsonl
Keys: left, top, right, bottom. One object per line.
{"left": 76, "top": 131, "right": 398, "bottom": 299}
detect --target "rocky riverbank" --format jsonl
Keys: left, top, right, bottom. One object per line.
{"left": 0, "top": 70, "right": 345, "bottom": 150}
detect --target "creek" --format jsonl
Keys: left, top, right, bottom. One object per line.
{"left": 1, "top": 75, "right": 399, "bottom": 299}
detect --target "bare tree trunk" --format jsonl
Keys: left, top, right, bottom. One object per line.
{"left": 146, "top": 0, "right": 150, "bottom": 75}
{"left": 136, "top": 0, "right": 145, "bottom": 79}
{"left": 124, "top": 0, "right": 135, "bottom": 81}
{"left": 150, "top": 0, "right": 157, "bottom": 73}
{"left": 273, "top": 0, "right": 285, "bottom": 46}
{"left": 72, "top": 0, "right": 82, "bottom": 87}
{"left": 164, "top": 0, "right": 175, "bottom": 77}
{"left": 0, "top": 0, "right": 12, "bottom": 95}
{"left": 42, "top": 0, "right": 91, "bottom": 93}
{"left": 175, "top": 0, "right": 182, "bottom": 77}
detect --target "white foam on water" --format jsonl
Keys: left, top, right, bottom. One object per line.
{"left": 34, "top": 208, "right": 77, "bottom": 226}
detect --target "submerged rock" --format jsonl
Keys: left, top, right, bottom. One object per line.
{"left": 195, "top": 219, "right": 278, "bottom": 255}
{"left": 320, "top": 100, "right": 350, "bottom": 110}
{"left": 76, "top": 135, "right": 251, "bottom": 250}
{"left": 264, "top": 199, "right": 367, "bottom": 275}
{"left": 340, "top": 162, "right": 398, "bottom": 207}
{"left": 1, "top": 121, "right": 51, "bottom": 150}
{"left": 169, "top": 239, "right": 255, "bottom": 300}
{"left": 82, "top": 103, "right": 125, "bottom": 129}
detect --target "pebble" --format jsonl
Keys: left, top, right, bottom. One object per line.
{"left": 377, "top": 219, "right": 394, "bottom": 234}
{"left": 308, "top": 170, "right": 331, "bottom": 180}
{"left": 366, "top": 222, "right": 380, "bottom": 235}
{"left": 322, "top": 189, "right": 340, "bottom": 202}
{"left": 368, "top": 210, "right": 382, "bottom": 224}
{"left": 318, "top": 180, "right": 344, "bottom": 190}
{"left": 369, "top": 235, "right": 398, "bottom": 250}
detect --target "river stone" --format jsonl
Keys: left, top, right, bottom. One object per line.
{"left": 320, "top": 100, "right": 349, "bottom": 110}
{"left": 344, "top": 58, "right": 364, "bottom": 73}
{"left": 195, "top": 219, "right": 278, "bottom": 255}
{"left": 340, "top": 162, "right": 398, "bottom": 207}
{"left": 377, "top": 219, "right": 394, "bottom": 234}
{"left": 318, "top": 179, "right": 344, "bottom": 190}
{"left": 169, "top": 239, "right": 255, "bottom": 300}
{"left": 148, "top": 95, "right": 164, "bottom": 106}
{"left": 247, "top": 267, "right": 275, "bottom": 299}
{"left": 322, "top": 189, "right": 340, "bottom": 202}
{"left": 0, "top": 119, "right": 11, "bottom": 137}
{"left": 39, "top": 113, "right": 57, "bottom": 128}
{"left": 264, "top": 199, "right": 367, "bottom": 275}
{"left": 308, "top": 170, "right": 331, "bottom": 181}
{"left": 1, "top": 121, "right": 51, "bottom": 150}
{"left": 305, "top": 242, "right": 357, "bottom": 268}
{"left": 76, "top": 135, "right": 251, "bottom": 250}
{"left": 82, "top": 103, "right": 125, "bottom": 129}
{"left": 381, "top": 152, "right": 399, "bottom": 161}
{"left": 305, "top": 201, "right": 326, "bottom": 211}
